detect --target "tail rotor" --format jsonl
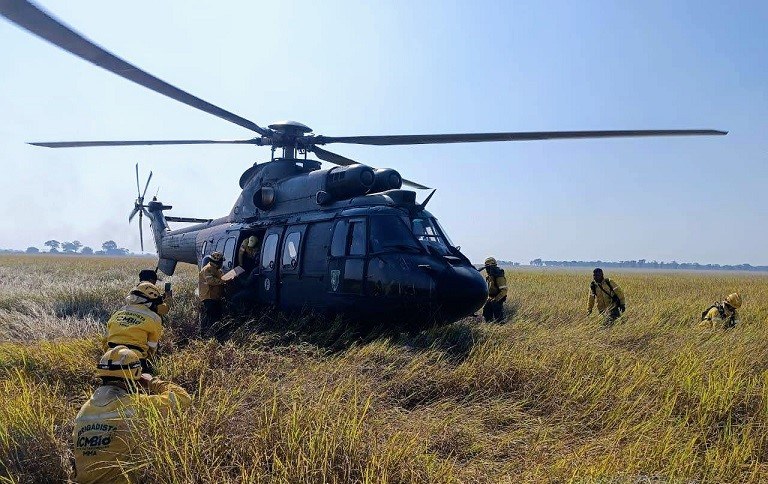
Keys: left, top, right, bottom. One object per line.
{"left": 129, "top": 163, "right": 153, "bottom": 251}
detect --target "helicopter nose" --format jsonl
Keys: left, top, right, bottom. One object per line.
{"left": 434, "top": 265, "right": 488, "bottom": 320}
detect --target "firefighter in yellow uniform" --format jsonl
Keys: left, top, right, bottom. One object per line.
{"left": 699, "top": 292, "right": 742, "bottom": 329}
{"left": 72, "top": 346, "right": 191, "bottom": 484}
{"left": 481, "top": 257, "right": 508, "bottom": 322}
{"left": 587, "top": 268, "right": 626, "bottom": 326}
{"left": 104, "top": 282, "right": 168, "bottom": 374}
{"left": 198, "top": 251, "right": 229, "bottom": 337}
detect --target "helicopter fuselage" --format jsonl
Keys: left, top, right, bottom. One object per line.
{"left": 147, "top": 159, "right": 488, "bottom": 325}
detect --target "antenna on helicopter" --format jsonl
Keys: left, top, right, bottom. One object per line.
{"left": 128, "top": 163, "right": 152, "bottom": 252}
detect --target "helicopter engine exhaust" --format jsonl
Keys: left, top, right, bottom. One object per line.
{"left": 324, "top": 165, "right": 375, "bottom": 200}
{"left": 369, "top": 168, "right": 403, "bottom": 194}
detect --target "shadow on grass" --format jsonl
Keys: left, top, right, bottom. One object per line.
{"left": 202, "top": 309, "right": 484, "bottom": 362}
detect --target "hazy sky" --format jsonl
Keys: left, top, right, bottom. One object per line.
{"left": 0, "top": 1, "right": 765, "bottom": 264}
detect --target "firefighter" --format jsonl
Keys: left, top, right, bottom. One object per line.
{"left": 198, "top": 251, "right": 228, "bottom": 337}
{"left": 104, "top": 282, "right": 167, "bottom": 373}
{"left": 481, "top": 257, "right": 507, "bottom": 322}
{"left": 587, "top": 268, "right": 626, "bottom": 326}
{"left": 139, "top": 269, "right": 172, "bottom": 312}
{"left": 72, "top": 346, "right": 191, "bottom": 484}
{"left": 237, "top": 235, "right": 260, "bottom": 273}
{"left": 700, "top": 292, "right": 742, "bottom": 329}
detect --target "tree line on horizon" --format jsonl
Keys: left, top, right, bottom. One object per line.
{"left": 528, "top": 258, "right": 768, "bottom": 272}
{"left": 0, "top": 240, "right": 138, "bottom": 256}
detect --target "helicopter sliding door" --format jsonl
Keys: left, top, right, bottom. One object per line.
{"left": 328, "top": 217, "right": 367, "bottom": 297}
{"left": 277, "top": 224, "right": 306, "bottom": 311}
{"left": 258, "top": 227, "right": 282, "bottom": 306}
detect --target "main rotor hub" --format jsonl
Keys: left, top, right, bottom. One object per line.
{"left": 266, "top": 121, "right": 313, "bottom": 160}
{"left": 268, "top": 120, "right": 312, "bottom": 136}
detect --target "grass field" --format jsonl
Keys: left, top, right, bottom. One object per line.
{"left": 2, "top": 254, "right": 768, "bottom": 483}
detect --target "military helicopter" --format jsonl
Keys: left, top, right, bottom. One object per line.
{"left": 0, "top": 1, "right": 726, "bottom": 325}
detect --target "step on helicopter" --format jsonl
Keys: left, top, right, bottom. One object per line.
{"left": 0, "top": 1, "right": 726, "bottom": 325}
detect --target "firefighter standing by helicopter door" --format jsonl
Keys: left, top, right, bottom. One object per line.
{"left": 198, "top": 251, "right": 229, "bottom": 338}
{"left": 481, "top": 257, "right": 507, "bottom": 322}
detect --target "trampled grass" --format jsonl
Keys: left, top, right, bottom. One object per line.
{"left": 2, "top": 254, "right": 768, "bottom": 482}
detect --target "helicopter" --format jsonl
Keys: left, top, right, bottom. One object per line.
{"left": 0, "top": 1, "right": 727, "bottom": 325}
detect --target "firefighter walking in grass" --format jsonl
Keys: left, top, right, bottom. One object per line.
{"left": 481, "top": 257, "right": 508, "bottom": 322}
{"left": 72, "top": 346, "right": 191, "bottom": 484}
{"left": 700, "top": 292, "right": 742, "bottom": 329}
{"left": 587, "top": 268, "right": 626, "bottom": 326}
{"left": 104, "top": 282, "right": 169, "bottom": 374}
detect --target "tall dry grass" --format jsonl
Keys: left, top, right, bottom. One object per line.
{"left": 1, "top": 255, "right": 768, "bottom": 482}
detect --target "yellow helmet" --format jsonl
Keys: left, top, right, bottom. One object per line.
{"left": 209, "top": 251, "right": 224, "bottom": 264}
{"left": 246, "top": 235, "right": 259, "bottom": 248}
{"left": 725, "top": 293, "right": 742, "bottom": 309}
{"left": 484, "top": 257, "right": 497, "bottom": 266}
{"left": 133, "top": 282, "right": 163, "bottom": 300}
{"left": 96, "top": 346, "right": 142, "bottom": 380}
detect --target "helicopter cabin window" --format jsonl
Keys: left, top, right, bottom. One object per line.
{"left": 261, "top": 233, "right": 279, "bottom": 272}
{"left": 222, "top": 237, "right": 236, "bottom": 271}
{"left": 411, "top": 218, "right": 451, "bottom": 256}
{"left": 369, "top": 216, "right": 420, "bottom": 253}
{"left": 282, "top": 231, "right": 301, "bottom": 270}
{"left": 331, "top": 220, "right": 348, "bottom": 257}
{"left": 303, "top": 222, "right": 333, "bottom": 276}
{"left": 349, "top": 220, "right": 366, "bottom": 256}
{"left": 215, "top": 238, "right": 227, "bottom": 255}
{"left": 331, "top": 218, "right": 367, "bottom": 257}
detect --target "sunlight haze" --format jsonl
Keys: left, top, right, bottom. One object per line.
{"left": 0, "top": 0, "right": 765, "bottom": 264}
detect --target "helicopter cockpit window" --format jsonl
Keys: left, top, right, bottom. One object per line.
{"left": 261, "top": 233, "right": 279, "bottom": 271}
{"left": 282, "top": 231, "right": 301, "bottom": 269}
{"left": 432, "top": 218, "right": 455, "bottom": 247}
{"left": 411, "top": 218, "right": 451, "bottom": 256}
{"left": 369, "top": 216, "right": 421, "bottom": 253}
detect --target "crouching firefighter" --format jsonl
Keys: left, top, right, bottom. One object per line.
{"left": 587, "top": 268, "right": 626, "bottom": 326}
{"left": 481, "top": 257, "right": 508, "bottom": 322}
{"left": 104, "top": 282, "right": 168, "bottom": 374}
{"left": 700, "top": 292, "right": 742, "bottom": 329}
{"left": 72, "top": 346, "right": 191, "bottom": 484}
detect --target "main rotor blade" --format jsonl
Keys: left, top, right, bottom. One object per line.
{"left": 141, "top": 171, "right": 153, "bottom": 200}
{"left": 134, "top": 163, "right": 140, "bottom": 197}
{"left": 311, "top": 145, "right": 358, "bottom": 166}
{"left": 311, "top": 146, "right": 430, "bottom": 189}
{"left": 0, "top": 0, "right": 268, "bottom": 136}
{"left": 29, "top": 139, "right": 259, "bottom": 148}
{"left": 402, "top": 179, "right": 430, "bottom": 190}
{"left": 314, "top": 129, "right": 727, "bottom": 146}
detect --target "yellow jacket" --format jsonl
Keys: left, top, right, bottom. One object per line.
{"left": 104, "top": 304, "right": 163, "bottom": 358}
{"left": 588, "top": 278, "right": 625, "bottom": 313}
{"left": 72, "top": 379, "right": 191, "bottom": 484}
{"left": 198, "top": 263, "right": 225, "bottom": 301}
{"left": 699, "top": 303, "right": 739, "bottom": 329}
{"left": 485, "top": 268, "right": 508, "bottom": 303}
